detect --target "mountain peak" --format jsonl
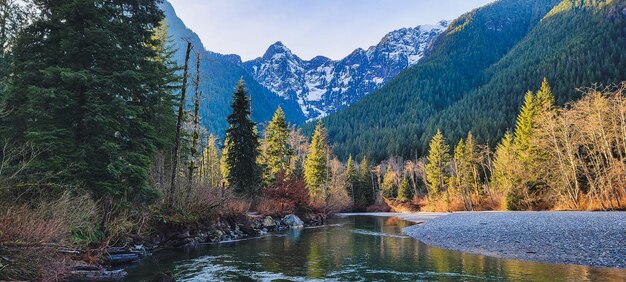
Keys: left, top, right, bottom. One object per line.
{"left": 271, "top": 41, "right": 286, "bottom": 47}
{"left": 262, "top": 41, "right": 293, "bottom": 59}
{"left": 243, "top": 21, "right": 447, "bottom": 120}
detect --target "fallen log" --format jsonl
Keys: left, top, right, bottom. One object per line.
{"left": 106, "top": 253, "right": 140, "bottom": 264}
{"left": 68, "top": 269, "right": 127, "bottom": 282}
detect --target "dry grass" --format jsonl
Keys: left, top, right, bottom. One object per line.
{"left": 417, "top": 193, "right": 501, "bottom": 212}
{"left": 0, "top": 246, "right": 70, "bottom": 281}
{"left": 553, "top": 194, "right": 626, "bottom": 211}
{"left": 220, "top": 198, "right": 250, "bottom": 222}
{"left": 0, "top": 192, "right": 97, "bottom": 245}
{"left": 0, "top": 192, "right": 98, "bottom": 281}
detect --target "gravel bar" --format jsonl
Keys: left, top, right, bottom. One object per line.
{"left": 402, "top": 211, "right": 626, "bottom": 268}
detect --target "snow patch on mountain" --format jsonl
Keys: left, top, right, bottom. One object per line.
{"left": 243, "top": 21, "right": 449, "bottom": 120}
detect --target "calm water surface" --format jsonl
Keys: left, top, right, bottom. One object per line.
{"left": 125, "top": 216, "right": 626, "bottom": 281}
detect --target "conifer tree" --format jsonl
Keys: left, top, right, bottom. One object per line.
{"left": 4, "top": 1, "right": 170, "bottom": 218}
{"left": 514, "top": 91, "right": 537, "bottom": 155}
{"left": 223, "top": 79, "right": 261, "bottom": 197}
{"left": 425, "top": 129, "right": 451, "bottom": 198}
{"left": 381, "top": 165, "right": 398, "bottom": 198}
{"left": 453, "top": 138, "right": 468, "bottom": 193}
{"left": 398, "top": 177, "right": 412, "bottom": 202}
{"left": 464, "top": 132, "right": 480, "bottom": 196}
{"left": 453, "top": 138, "right": 473, "bottom": 210}
{"left": 505, "top": 79, "right": 556, "bottom": 209}
{"left": 355, "top": 157, "right": 374, "bottom": 208}
{"left": 291, "top": 157, "right": 305, "bottom": 180}
{"left": 150, "top": 21, "right": 180, "bottom": 193}
{"left": 491, "top": 131, "right": 523, "bottom": 210}
{"left": 304, "top": 121, "right": 330, "bottom": 197}
{"left": 261, "top": 107, "right": 292, "bottom": 186}
{"left": 535, "top": 77, "right": 555, "bottom": 113}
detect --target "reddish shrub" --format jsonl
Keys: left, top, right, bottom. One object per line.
{"left": 256, "top": 172, "right": 310, "bottom": 217}
{"left": 256, "top": 198, "right": 295, "bottom": 217}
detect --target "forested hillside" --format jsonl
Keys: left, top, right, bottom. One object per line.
{"left": 161, "top": 1, "right": 305, "bottom": 136}
{"left": 318, "top": 0, "right": 626, "bottom": 162}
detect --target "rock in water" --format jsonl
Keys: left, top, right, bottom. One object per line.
{"left": 282, "top": 214, "right": 304, "bottom": 228}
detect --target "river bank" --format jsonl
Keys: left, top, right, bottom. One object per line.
{"left": 66, "top": 213, "right": 321, "bottom": 281}
{"left": 402, "top": 211, "right": 626, "bottom": 269}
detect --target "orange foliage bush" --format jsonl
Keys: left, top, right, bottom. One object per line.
{"left": 256, "top": 173, "right": 309, "bottom": 217}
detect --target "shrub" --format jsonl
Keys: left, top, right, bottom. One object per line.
{"left": 221, "top": 198, "right": 251, "bottom": 222}
{"left": 257, "top": 172, "right": 309, "bottom": 217}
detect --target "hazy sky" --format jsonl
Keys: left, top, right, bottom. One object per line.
{"left": 168, "top": 0, "right": 494, "bottom": 61}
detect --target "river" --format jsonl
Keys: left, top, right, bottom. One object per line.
{"left": 125, "top": 215, "right": 626, "bottom": 281}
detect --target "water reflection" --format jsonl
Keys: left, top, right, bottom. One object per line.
{"left": 125, "top": 216, "right": 626, "bottom": 281}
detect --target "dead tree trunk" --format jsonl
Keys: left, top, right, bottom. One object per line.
{"left": 168, "top": 41, "right": 192, "bottom": 209}
{"left": 186, "top": 52, "right": 202, "bottom": 203}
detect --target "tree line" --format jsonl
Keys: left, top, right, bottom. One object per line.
{"left": 372, "top": 79, "right": 626, "bottom": 211}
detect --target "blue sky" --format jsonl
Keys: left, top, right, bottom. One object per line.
{"left": 168, "top": 0, "right": 494, "bottom": 61}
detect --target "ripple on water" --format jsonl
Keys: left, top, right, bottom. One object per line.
{"left": 351, "top": 228, "right": 411, "bottom": 238}
{"left": 174, "top": 254, "right": 330, "bottom": 282}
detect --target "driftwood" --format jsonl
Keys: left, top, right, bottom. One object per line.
{"left": 106, "top": 253, "right": 140, "bottom": 264}
{"left": 68, "top": 269, "right": 127, "bottom": 282}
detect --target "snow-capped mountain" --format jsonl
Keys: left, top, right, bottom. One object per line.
{"left": 243, "top": 21, "right": 449, "bottom": 120}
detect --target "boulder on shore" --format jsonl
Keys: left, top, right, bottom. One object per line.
{"left": 282, "top": 214, "right": 304, "bottom": 228}
{"left": 263, "top": 216, "right": 276, "bottom": 227}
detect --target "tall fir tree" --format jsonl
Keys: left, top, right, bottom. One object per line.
{"left": 0, "top": 0, "right": 35, "bottom": 103}
{"left": 261, "top": 107, "right": 292, "bottom": 186}
{"left": 223, "top": 79, "right": 261, "bottom": 197}
{"left": 453, "top": 138, "right": 468, "bottom": 193}
{"left": 453, "top": 138, "right": 473, "bottom": 210}
{"left": 304, "top": 121, "right": 330, "bottom": 197}
{"left": 534, "top": 77, "right": 555, "bottom": 113}
{"left": 2, "top": 1, "right": 171, "bottom": 217}
{"left": 514, "top": 91, "right": 537, "bottom": 155}
{"left": 425, "top": 129, "right": 451, "bottom": 199}
{"left": 149, "top": 20, "right": 180, "bottom": 194}
{"left": 492, "top": 131, "right": 524, "bottom": 210}
{"left": 464, "top": 132, "right": 480, "bottom": 196}
{"left": 500, "top": 79, "right": 556, "bottom": 210}
{"left": 397, "top": 177, "right": 412, "bottom": 202}
{"left": 355, "top": 157, "right": 374, "bottom": 208}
